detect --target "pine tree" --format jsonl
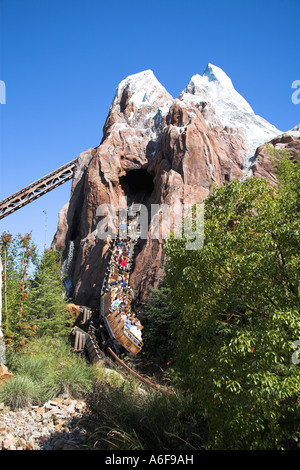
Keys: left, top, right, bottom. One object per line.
{"left": 0, "top": 233, "right": 12, "bottom": 324}
{"left": 0, "top": 232, "right": 38, "bottom": 351}
{"left": 27, "top": 250, "right": 71, "bottom": 338}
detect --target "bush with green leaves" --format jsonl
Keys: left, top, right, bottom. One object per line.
{"left": 165, "top": 151, "right": 300, "bottom": 449}
{"left": 141, "top": 284, "right": 179, "bottom": 366}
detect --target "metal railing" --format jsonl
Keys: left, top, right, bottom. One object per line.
{"left": 0, "top": 159, "right": 77, "bottom": 219}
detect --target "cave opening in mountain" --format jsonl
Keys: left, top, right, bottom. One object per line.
{"left": 119, "top": 169, "right": 154, "bottom": 205}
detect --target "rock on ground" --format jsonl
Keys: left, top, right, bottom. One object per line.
{"left": 0, "top": 396, "right": 87, "bottom": 450}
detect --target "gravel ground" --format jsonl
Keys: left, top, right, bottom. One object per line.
{"left": 0, "top": 396, "right": 89, "bottom": 450}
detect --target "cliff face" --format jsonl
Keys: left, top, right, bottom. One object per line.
{"left": 251, "top": 125, "right": 300, "bottom": 185}
{"left": 51, "top": 65, "right": 300, "bottom": 308}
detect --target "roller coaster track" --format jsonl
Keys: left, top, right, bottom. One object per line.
{"left": 72, "top": 323, "right": 172, "bottom": 394}
{"left": 0, "top": 158, "right": 171, "bottom": 392}
{"left": 71, "top": 197, "right": 172, "bottom": 394}
{"left": 0, "top": 158, "right": 77, "bottom": 220}
{"left": 106, "top": 347, "right": 172, "bottom": 394}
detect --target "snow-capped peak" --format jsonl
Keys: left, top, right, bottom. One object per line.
{"left": 180, "top": 63, "right": 282, "bottom": 167}
{"left": 286, "top": 123, "right": 300, "bottom": 137}
{"left": 113, "top": 69, "right": 173, "bottom": 114}
{"left": 203, "top": 63, "right": 234, "bottom": 90}
{"left": 182, "top": 63, "right": 254, "bottom": 116}
{"left": 106, "top": 70, "right": 173, "bottom": 147}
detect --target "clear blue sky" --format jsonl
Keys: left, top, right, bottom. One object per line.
{"left": 0, "top": 0, "right": 299, "bottom": 257}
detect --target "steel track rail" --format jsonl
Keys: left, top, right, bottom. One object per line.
{"left": 0, "top": 158, "right": 77, "bottom": 220}
{"left": 107, "top": 347, "right": 172, "bottom": 394}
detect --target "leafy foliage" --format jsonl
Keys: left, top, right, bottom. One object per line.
{"left": 141, "top": 284, "right": 179, "bottom": 365}
{"left": 1, "top": 234, "right": 72, "bottom": 349}
{"left": 0, "top": 232, "right": 38, "bottom": 351}
{"left": 165, "top": 151, "right": 300, "bottom": 449}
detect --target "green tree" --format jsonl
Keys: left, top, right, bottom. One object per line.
{"left": 27, "top": 250, "right": 70, "bottom": 338}
{"left": 165, "top": 152, "right": 300, "bottom": 449}
{"left": 141, "top": 284, "right": 179, "bottom": 366}
{"left": 0, "top": 232, "right": 37, "bottom": 351}
{"left": 0, "top": 232, "right": 13, "bottom": 324}
{"left": 18, "top": 234, "right": 38, "bottom": 323}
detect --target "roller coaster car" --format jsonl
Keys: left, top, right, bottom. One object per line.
{"left": 100, "top": 292, "right": 143, "bottom": 356}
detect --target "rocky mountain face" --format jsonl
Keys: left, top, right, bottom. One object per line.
{"left": 251, "top": 124, "right": 300, "bottom": 185}
{"left": 51, "top": 64, "right": 300, "bottom": 308}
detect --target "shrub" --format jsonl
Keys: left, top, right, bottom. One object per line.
{"left": 43, "top": 358, "right": 96, "bottom": 399}
{"left": 3, "top": 336, "right": 97, "bottom": 406}
{"left": 141, "top": 285, "right": 179, "bottom": 366}
{"left": 0, "top": 375, "right": 42, "bottom": 410}
{"left": 165, "top": 153, "right": 300, "bottom": 449}
{"left": 82, "top": 381, "right": 208, "bottom": 450}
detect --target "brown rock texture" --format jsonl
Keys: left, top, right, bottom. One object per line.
{"left": 51, "top": 66, "right": 299, "bottom": 308}
{"left": 251, "top": 129, "right": 300, "bottom": 185}
{"left": 0, "top": 364, "right": 13, "bottom": 385}
{"left": 0, "top": 397, "right": 87, "bottom": 450}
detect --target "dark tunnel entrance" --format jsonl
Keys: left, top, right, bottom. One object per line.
{"left": 119, "top": 169, "right": 154, "bottom": 205}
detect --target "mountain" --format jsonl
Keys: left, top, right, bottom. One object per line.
{"left": 287, "top": 123, "right": 300, "bottom": 136}
{"left": 180, "top": 63, "right": 282, "bottom": 169}
{"left": 51, "top": 65, "right": 299, "bottom": 308}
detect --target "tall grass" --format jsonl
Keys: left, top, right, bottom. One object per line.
{"left": 0, "top": 335, "right": 209, "bottom": 450}
{"left": 82, "top": 380, "right": 208, "bottom": 450}
{"left": 0, "top": 375, "right": 42, "bottom": 410}
{"left": 42, "top": 358, "right": 96, "bottom": 399}
{"left": 0, "top": 335, "right": 97, "bottom": 409}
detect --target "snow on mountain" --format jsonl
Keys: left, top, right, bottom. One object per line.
{"left": 53, "top": 66, "right": 300, "bottom": 307}
{"left": 112, "top": 69, "right": 173, "bottom": 123}
{"left": 180, "top": 63, "right": 282, "bottom": 168}
{"left": 108, "top": 65, "right": 293, "bottom": 172}
{"left": 286, "top": 123, "right": 300, "bottom": 137}
{"left": 105, "top": 69, "right": 174, "bottom": 152}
